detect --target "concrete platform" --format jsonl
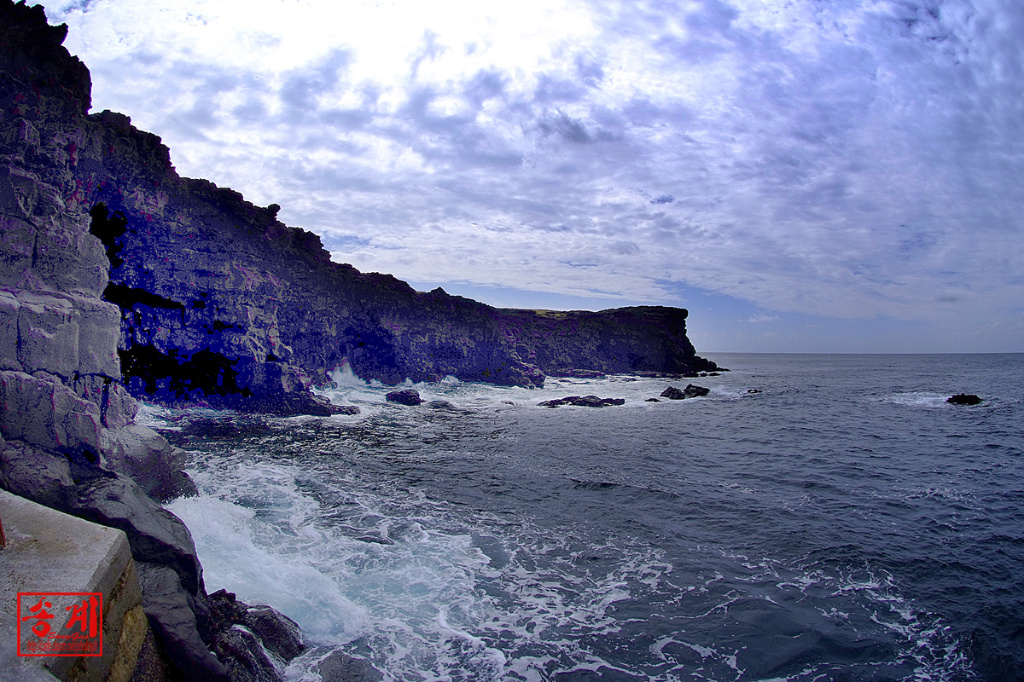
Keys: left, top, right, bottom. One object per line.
{"left": 1, "top": 490, "right": 146, "bottom": 682}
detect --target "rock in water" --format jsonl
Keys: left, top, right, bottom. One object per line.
{"left": 947, "top": 393, "right": 982, "bottom": 405}
{"left": 660, "top": 384, "right": 710, "bottom": 400}
{"left": 319, "top": 649, "right": 383, "bottom": 682}
{"left": 538, "top": 395, "right": 626, "bottom": 408}
{"left": 386, "top": 389, "right": 423, "bottom": 406}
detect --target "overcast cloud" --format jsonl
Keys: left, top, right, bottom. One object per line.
{"left": 36, "top": 0, "right": 1024, "bottom": 352}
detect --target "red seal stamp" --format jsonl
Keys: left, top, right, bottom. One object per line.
{"left": 17, "top": 592, "right": 103, "bottom": 657}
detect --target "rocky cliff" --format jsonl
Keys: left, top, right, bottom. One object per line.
{"left": 0, "top": 2, "right": 362, "bottom": 680}
{"left": 2, "top": 0, "right": 717, "bottom": 677}
{"left": 2, "top": 1, "right": 717, "bottom": 414}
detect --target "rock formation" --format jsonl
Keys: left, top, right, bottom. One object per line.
{"left": 1, "top": 0, "right": 718, "bottom": 678}
{"left": 538, "top": 395, "right": 626, "bottom": 408}
{"left": 660, "top": 384, "right": 710, "bottom": 400}
{"left": 0, "top": 2, "right": 355, "bottom": 679}
{"left": 2, "top": 0, "right": 718, "bottom": 413}
{"left": 385, "top": 388, "right": 424, "bottom": 406}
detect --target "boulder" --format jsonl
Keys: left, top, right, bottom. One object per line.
{"left": 660, "top": 384, "right": 710, "bottom": 400}
{"left": 947, "top": 393, "right": 982, "bottom": 406}
{"left": 385, "top": 389, "right": 423, "bottom": 406}
{"left": 242, "top": 604, "right": 305, "bottom": 662}
{"left": 203, "top": 589, "right": 306, "bottom": 682}
{"left": 102, "top": 423, "right": 198, "bottom": 501}
{"left": 204, "top": 590, "right": 305, "bottom": 664}
{"left": 210, "top": 626, "right": 280, "bottom": 682}
{"left": 135, "top": 562, "right": 230, "bottom": 681}
{"left": 72, "top": 472, "right": 203, "bottom": 595}
{"left": 0, "top": 439, "right": 77, "bottom": 511}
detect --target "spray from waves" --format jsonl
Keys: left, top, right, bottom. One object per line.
{"left": 164, "top": 437, "right": 688, "bottom": 681}
{"left": 878, "top": 392, "right": 956, "bottom": 409}
{"left": 314, "top": 360, "right": 752, "bottom": 417}
{"left": 166, "top": 464, "right": 368, "bottom": 644}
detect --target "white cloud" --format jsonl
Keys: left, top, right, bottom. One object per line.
{"left": 36, "top": 0, "right": 1024, "bottom": 349}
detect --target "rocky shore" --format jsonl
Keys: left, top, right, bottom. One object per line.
{"left": 1, "top": 1, "right": 718, "bottom": 679}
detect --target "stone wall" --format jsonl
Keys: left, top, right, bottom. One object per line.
{"left": 1, "top": 489, "right": 147, "bottom": 682}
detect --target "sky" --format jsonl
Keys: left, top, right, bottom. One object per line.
{"left": 33, "top": 0, "right": 1024, "bottom": 352}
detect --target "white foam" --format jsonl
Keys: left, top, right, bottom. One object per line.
{"left": 166, "top": 494, "right": 368, "bottom": 644}
{"left": 881, "top": 392, "right": 951, "bottom": 408}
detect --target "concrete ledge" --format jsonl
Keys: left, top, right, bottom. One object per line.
{"left": 1, "top": 490, "right": 146, "bottom": 682}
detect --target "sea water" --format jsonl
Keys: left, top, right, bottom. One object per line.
{"left": 155, "top": 354, "right": 1024, "bottom": 681}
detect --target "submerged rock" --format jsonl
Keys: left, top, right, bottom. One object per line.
{"left": 318, "top": 649, "right": 384, "bottom": 682}
{"left": 538, "top": 395, "right": 626, "bottom": 408}
{"left": 947, "top": 393, "right": 982, "bottom": 405}
{"left": 386, "top": 389, "right": 423, "bottom": 406}
{"left": 660, "top": 384, "right": 710, "bottom": 400}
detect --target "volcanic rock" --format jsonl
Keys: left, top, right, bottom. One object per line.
{"left": 318, "top": 649, "right": 384, "bottom": 682}
{"left": 660, "top": 384, "right": 710, "bottom": 400}
{"left": 2, "top": 0, "right": 720, "bottom": 415}
{"left": 538, "top": 395, "right": 626, "bottom": 408}
{"left": 136, "top": 562, "right": 230, "bottom": 681}
{"left": 72, "top": 472, "right": 202, "bottom": 595}
{"left": 386, "top": 389, "right": 423, "bottom": 406}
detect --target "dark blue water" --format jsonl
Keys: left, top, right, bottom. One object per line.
{"left": 158, "top": 353, "right": 1024, "bottom": 680}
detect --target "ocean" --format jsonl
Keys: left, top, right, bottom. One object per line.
{"left": 151, "top": 353, "right": 1024, "bottom": 681}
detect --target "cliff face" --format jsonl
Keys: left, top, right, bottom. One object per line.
{"left": 0, "top": 3, "right": 333, "bottom": 680}
{"left": 1, "top": 0, "right": 716, "bottom": 417}
{"left": 2, "top": 2, "right": 719, "bottom": 677}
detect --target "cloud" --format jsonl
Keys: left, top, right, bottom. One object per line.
{"left": 36, "top": 0, "right": 1024, "bottom": 350}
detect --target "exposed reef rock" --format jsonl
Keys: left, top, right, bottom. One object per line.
{"left": 660, "top": 384, "right": 710, "bottom": 400}
{"left": 538, "top": 395, "right": 626, "bottom": 408}
{"left": 2, "top": 0, "right": 718, "bottom": 415}
{"left": 386, "top": 388, "right": 424, "bottom": 406}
